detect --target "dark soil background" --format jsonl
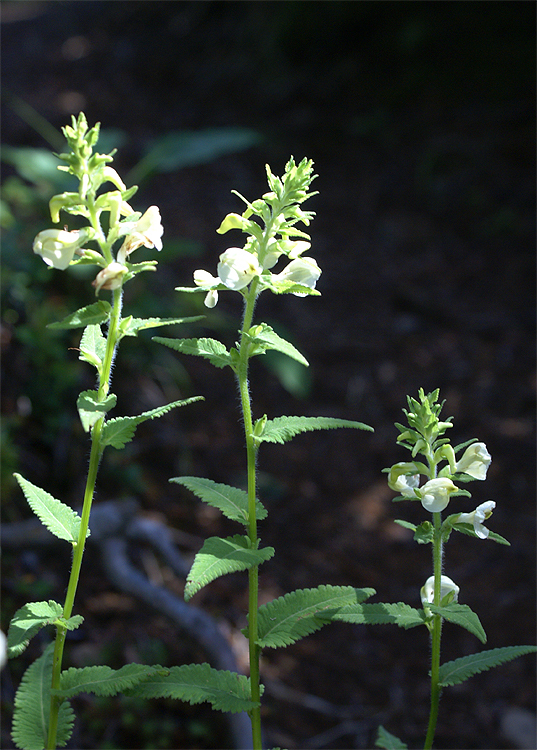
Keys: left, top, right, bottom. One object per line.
{"left": 1, "top": 2, "right": 535, "bottom": 749}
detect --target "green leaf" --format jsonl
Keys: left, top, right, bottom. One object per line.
{"left": 126, "top": 662, "right": 260, "bottom": 714}
{"left": 47, "top": 301, "right": 111, "bottom": 329}
{"left": 100, "top": 397, "right": 203, "bottom": 450}
{"left": 246, "top": 323, "right": 309, "bottom": 366}
{"left": 170, "top": 476, "right": 267, "bottom": 525}
{"left": 428, "top": 603, "right": 486, "bottom": 643}
{"left": 451, "top": 522, "right": 510, "bottom": 545}
{"left": 153, "top": 336, "right": 233, "bottom": 369}
{"left": 259, "top": 415, "right": 373, "bottom": 445}
{"left": 12, "top": 643, "right": 75, "bottom": 750}
{"left": 79, "top": 323, "right": 106, "bottom": 372}
{"left": 118, "top": 315, "right": 203, "bottom": 339}
{"left": 14, "top": 474, "right": 87, "bottom": 544}
{"left": 438, "top": 645, "right": 537, "bottom": 687}
{"left": 317, "top": 602, "right": 426, "bottom": 629}
{"left": 393, "top": 519, "right": 417, "bottom": 532}
{"left": 56, "top": 664, "right": 160, "bottom": 699}
{"left": 185, "top": 535, "right": 274, "bottom": 601}
{"left": 8, "top": 601, "right": 62, "bottom": 658}
{"left": 255, "top": 585, "right": 375, "bottom": 649}
{"left": 77, "top": 391, "right": 117, "bottom": 432}
{"left": 375, "top": 725, "right": 409, "bottom": 749}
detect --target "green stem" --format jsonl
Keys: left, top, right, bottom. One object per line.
{"left": 237, "top": 281, "right": 262, "bottom": 750}
{"left": 46, "top": 287, "right": 123, "bottom": 750}
{"left": 424, "top": 511, "right": 443, "bottom": 750}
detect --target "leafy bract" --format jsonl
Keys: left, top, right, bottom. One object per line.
{"left": 258, "top": 415, "right": 373, "bottom": 445}
{"left": 118, "top": 315, "right": 203, "bottom": 339}
{"left": 14, "top": 474, "right": 87, "bottom": 544}
{"left": 375, "top": 725, "right": 409, "bottom": 749}
{"left": 451, "top": 521, "right": 510, "bottom": 545}
{"left": 47, "top": 301, "right": 111, "bottom": 329}
{"left": 246, "top": 323, "right": 308, "bottom": 366}
{"left": 153, "top": 336, "right": 232, "bottom": 369}
{"left": 56, "top": 664, "right": 160, "bottom": 699}
{"left": 77, "top": 391, "right": 117, "bottom": 432}
{"left": 254, "top": 585, "right": 375, "bottom": 649}
{"left": 126, "top": 662, "right": 260, "bottom": 714}
{"left": 317, "top": 602, "right": 426, "bottom": 630}
{"left": 438, "top": 645, "right": 537, "bottom": 687}
{"left": 428, "top": 602, "right": 486, "bottom": 643}
{"left": 185, "top": 535, "right": 274, "bottom": 601}
{"left": 79, "top": 323, "right": 106, "bottom": 373}
{"left": 100, "top": 397, "right": 203, "bottom": 450}
{"left": 8, "top": 601, "right": 82, "bottom": 658}
{"left": 12, "top": 643, "right": 74, "bottom": 750}
{"left": 171, "top": 476, "right": 267, "bottom": 524}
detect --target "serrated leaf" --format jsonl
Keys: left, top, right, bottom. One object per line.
{"left": 77, "top": 391, "right": 117, "bottom": 432}
{"left": 259, "top": 415, "right": 373, "bottom": 445}
{"left": 153, "top": 336, "right": 232, "bottom": 369}
{"left": 246, "top": 323, "right": 309, "bottom": 366}
{"left": 452, "top": 522, "right": 510, "bottom": 545}
{"left": 56, "top": 664, "right": 160, "bottom": 699}
{"left": 428, "top": 603, "right": 486, "bottom": 643}
{"left": 125, "top": 662, "right": 260, "bottom": 714}
{"left": 375, "top": 725, "right": 409, "bottom": 749}
{"left": 14, "top": 474, "right": 87, "bottom": 544}
{"left": 185, "top": 535, "right": 274, "bottom": 601}
{"left": 12, "top": 643, "right": 74, "bottom": 750}
{"left": 255, "top": 585, "right": 375, "bottom": 649}
{"left": 100, "top": 397, "right": 203, "bottom": 450}
{"left": 47, "top": 301, "right": 111, "bottom": 329}
{"left": 79, "top": 323, "right": 106, "bottom": 371}
{"left": 7, "top": 601, "right": 63, "bottom": 658}
{"left": 438, "top": 645, "right": 537, "bottom": 687}
{"left": 317, "top": 601, "right": 426, "bottom": 629}
{"left": 118, "top": 315, "right": 203, "bottom": 338}
{"left": 170, "top": 476, "right": 267, "bottom": 525}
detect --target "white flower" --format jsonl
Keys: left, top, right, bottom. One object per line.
{"left": 420, "top": 477, "right": 458, "bottom": 513}
{"left": 387, "top": 462, "right": 420, "bottom": 497}
{"left": 33, "top": 229, "right": 87, "bottom": 270}
{"left": 272, "top": 256, "right": 321, "bottom": 296}
{"left": 217, "top": 247, "right": 261, "bottom": 290}
{"left": 92, "top": 262, "right": 128, "bottom": 294}
{"left": 117, "top": 206, "right": 163, "bottom": 261}
{"left": 193, "top": 269, "right": 221, "bottom": 308}
{"left": 455, "top": 443, "right": 491, "bottom": 480}
{"left": 455, "top": 500, "right": 496, "bottom": 539}
{"left": 421, "top": 575, "right": 460, "bottom": 607}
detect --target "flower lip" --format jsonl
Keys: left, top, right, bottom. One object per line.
{"left": 455, "top": 500, "right": 496, "bottom": 539}
{"left": 117, "top": 206, "right": 163, "bottom": 262}
{"left": 217, "top": 247, "right": 261, "bottom": 290}
{"left": 419, "top": 477, "right": 457, "bottom": 513}
{"left": 33, "top": 229, "right": 86, "bottom": 270}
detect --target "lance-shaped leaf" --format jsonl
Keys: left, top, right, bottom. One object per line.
{"left": 7, "top": 601, "right": 83, "bottom": 658}
{"left": 118, "top": 315, "right": 204, "bottom": 339}
{"left": 258, "top": 415, "right": 373, "bottom": 445}
{"left": 438, "top": 645, "right": 537, "bottom": 687}
{"left": 79, "top": 323, "right": 106, "bottom": 372}
{"left": 375, "top": 726, "right": 409, "bottom": 749}
{"left": 317, "top": 602, "right": 427, "bottom": 630}
{"left": 47, "top": 301, "right": 111, "bottom": 329}
{"left": 185, "top": 535, "right": 275, "bottom": 601}
{"left": 56, "top": 664, "right": 160, "bottom": 699}
{"left": 14, "top": 474, "right": 88, "bottom": 544}
{"left": 100, "top": 397, "right": 203, "bottom": 450}
{"left": 153, "top": 336, "right": 233, "bottom": 369}
{"left": 428, "top": 602, "right": 486, "bottom": 643}
{"left": 254, "top": 585, "right": 375, "bottom": 649}
{"left": 12, "top": 643, "right": 75, "bottom": 750}
{"left": 126, "top": 662, "right": 260, "bottom": 714}
{"left": 171, "top": 476, "right": 267, "bottom": 525}
{"left": 245, "top": 323, "right": 309, "bottom": 366}
{"left": 77, "top": 391, "right": 117, "bottom": 432}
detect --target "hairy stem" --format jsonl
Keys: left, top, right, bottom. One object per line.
{"left": 424, "top": 511, "right": 443, "bottom": 750}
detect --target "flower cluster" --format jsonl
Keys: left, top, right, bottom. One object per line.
{"left": 31, "top": 113, "right": 163, "bottom": 294}
{"left": 184, "top": 157, "right": 321, "bottom": 307}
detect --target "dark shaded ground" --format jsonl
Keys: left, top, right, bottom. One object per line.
{"left": 1, "top": 2, "right": 535, "bottom": 749}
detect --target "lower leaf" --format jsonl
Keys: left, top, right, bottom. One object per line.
{"left": 438, "top": 645, "right": 537, "bottom": 687}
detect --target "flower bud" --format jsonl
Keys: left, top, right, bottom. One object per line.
{"left": 419, "top": 477, "right": 458, "bottom": 513}
{"left": 49, "top": 192, "right": 83, "bottom": 224}
{"left": 33, "top": 229, "right": 87, "bottom": 270}
{"left": 216, "top": 213, "right": 246, "bottom": 234}
{"left": 92, "top": 262, "right": 128, "bottom": 294}
{"left": 421, "top": 575, "right": 459, "bottom": 607}
{"left": 455, "top": 443, "right": 491, "bottom": 480}
{"left": 387, "top": 462, "right": 420, "bottom": 497}
{"left": 217, "top": 247, "right": 261, "bottom": 291}
{"left": 455, "top": 500, "right": 496, "bottom": 539}
{"left": 272, "top": 257, "right": 321, "bottom": 296}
